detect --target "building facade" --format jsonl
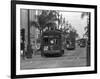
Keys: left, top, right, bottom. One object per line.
{"left": 20, "top": 9, "right": 40, "bottom": 54}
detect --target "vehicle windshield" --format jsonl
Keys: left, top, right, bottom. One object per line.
{"left": 43, "top": 35, "right": 61, "bottom": 45}
{"left": 80, "top": 39, "right": 86, "bottom": 43}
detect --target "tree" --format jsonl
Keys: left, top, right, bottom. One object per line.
{"left": 81, "top": 12, "right": 90, "bottom": 66}
{"left": 81, "top": 12, "right": 90, "bottom": 38}
{"left": 31, "top": 10, "right": 58, "bottom": 35}
{"left": 30, "top": 10, "right": 59, "bottom": 52}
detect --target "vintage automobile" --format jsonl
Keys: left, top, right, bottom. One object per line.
{"left": 65, "top": 31, "right": 76, "bottom": 50}
{"left": 66, "top": 39, "right": 76, "bottom": 50}
{"left": 79, "top": 38, "right": 86, "bottom": 47}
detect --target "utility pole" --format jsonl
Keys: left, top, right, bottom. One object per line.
{"left": 58, "top": 12, "right": 60, "bottom": 29}
{"left": 26, "top": 9, "right": 33, "bottom": 59}
{"left": 87, "top": 12, "right": 91, "bottom": 66}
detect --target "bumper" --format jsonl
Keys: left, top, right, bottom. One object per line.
{"left": 41, "top": 50, "right": 64, "bottom": 57}
{"left": 66, "top": 46, "right": 75, "bottom": 50}
{"left": 43, "top": 50, "right": 61, "bottom": 54}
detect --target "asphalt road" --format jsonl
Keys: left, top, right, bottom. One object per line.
{"left": 20, "top": 46, "right": 87, "bottom": 70}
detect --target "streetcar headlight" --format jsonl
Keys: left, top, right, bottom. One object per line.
{"left": 44, "top": 46, "right": 48, "bottom": 51}
{"left": 67, "top": 44, "right": 69, "bottom": 47}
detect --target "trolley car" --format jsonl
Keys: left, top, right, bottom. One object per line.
{"left": 41, "top": 30, "right": 64, "bottom": 57}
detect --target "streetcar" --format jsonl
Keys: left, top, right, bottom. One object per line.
{"left": 41, "top": 29, "right": 64, "bottom": 57}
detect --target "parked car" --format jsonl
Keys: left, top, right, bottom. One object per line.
{"left": 79, "top": 38, "right": 86, "bottom": 47}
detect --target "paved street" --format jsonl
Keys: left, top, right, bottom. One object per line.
{"left": 20, "top": 46, "right": 87, "bottom": 70}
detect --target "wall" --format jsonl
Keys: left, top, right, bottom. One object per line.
{"left": 0, "top": 0, "right": 99, "bottom": 79}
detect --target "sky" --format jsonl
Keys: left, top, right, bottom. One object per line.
{"left": 20, "top": 9, "right": 88, "bottom": 38}
{"left": 60, "top": 11, "right": 87, "bottom": 38}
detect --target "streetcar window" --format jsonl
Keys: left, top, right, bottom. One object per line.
{"left": 50, "top": 39, "right": 55, "bottom": 45}
{"left": 81, "top": 39, "right": 86, "bottom": 43}
{"left": 49, "top": 39, "right": 60, "bottom": 45}
{"left": 56, "top": 39, "right": 60, "bottom": 45}
{"left": 43, "top": 38, "right": 49, "bottom": 45}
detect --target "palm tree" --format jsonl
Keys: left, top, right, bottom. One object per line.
{"left": 31, "top": 10, "right": 58, "bottom": 35}
{"left": 30, "top": 10, "right": 59, "bottom": 52}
